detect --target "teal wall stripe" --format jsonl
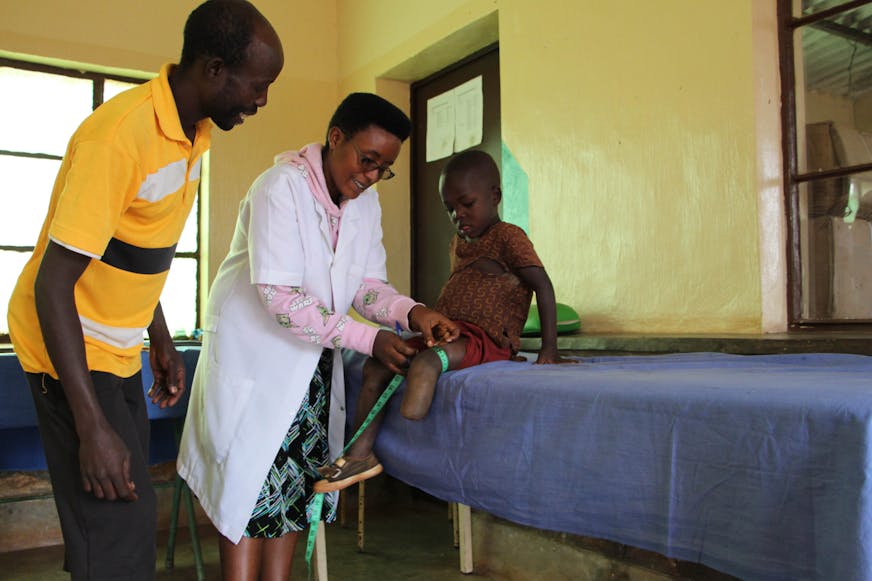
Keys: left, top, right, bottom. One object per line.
{"left": 500, "top": 142, "right": 529, "bottom": 234}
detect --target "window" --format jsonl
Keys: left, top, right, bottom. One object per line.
{"left": 0, "top": 58, "right": 201, "bottom": 339}
{"left": 779, "top": 0, "right": 872, "bottom": 325}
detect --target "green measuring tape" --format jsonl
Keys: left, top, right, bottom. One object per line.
{"left": 305, "top": 346, "right": 450, "bottom": 576}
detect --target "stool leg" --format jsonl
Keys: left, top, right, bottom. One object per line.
{"left": 182, "top": 483, "right": 205, "bottom": 581}
{"left": 339, "top": 489, "right": 346, "bottom": 528}
{"left": 357, "top": 480, "right": 365, "bottom": 552}
{"left": 168, "top": 412, "right": 203, "bottom": 579}
{"left": 165, "top": 475, "right": 184, "bottom": 569}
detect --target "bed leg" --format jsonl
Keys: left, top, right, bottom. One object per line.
{"left": 450, "top": 502, "right": 459, "bottom": 547}
{"left": 339, "top": 489, "right": 346, "bottom": 528}
{"left": 357, "top": 480, "right": 366, "bottom": 552}
{"left": 458, "top": 503, "right": 473, "bottom": 574}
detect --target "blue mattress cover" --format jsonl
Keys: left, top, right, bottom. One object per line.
{"left": 342, "top": 350, "right": 872, "bottom": 581}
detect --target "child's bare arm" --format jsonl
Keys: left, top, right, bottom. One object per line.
{"left": 516, "top": 266, "right": 576, "bottom": 365}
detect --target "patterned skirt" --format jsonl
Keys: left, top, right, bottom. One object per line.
{"left": 244, "top": 348, "right": 338, "bottom": 537}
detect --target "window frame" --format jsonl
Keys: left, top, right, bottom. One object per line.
{"left": 778, "top": 0, "right": 872, "bottom": 328}
{"left": 0, "top": 57, "right": 202, "bottom": 341}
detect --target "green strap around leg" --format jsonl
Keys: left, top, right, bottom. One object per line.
{"left": 432, "top": 345, "right": 449, "bottom": 374}
{"left": 305, "top": 346, "right": 449, "bottom": 576}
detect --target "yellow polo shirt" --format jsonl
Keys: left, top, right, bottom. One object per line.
{"left": 8, "top": 63, "right": 212, "bottom": 378}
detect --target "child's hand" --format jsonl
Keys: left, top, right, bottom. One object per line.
{"left": 534, "top": 350, "right": 578, "bottom": 365}
{"left": 408, "top": 305, "right": 460, "bottom": 347}
{"left": 431, "top": 321, "right": 458, "bottom": 346}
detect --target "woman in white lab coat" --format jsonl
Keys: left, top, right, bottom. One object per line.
{"left": 177, "top": 93, "right": 458, "bottom": 580}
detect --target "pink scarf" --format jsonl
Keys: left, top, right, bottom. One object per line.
{"left": 274, "top": 143, "right": 342, "bottom": 245}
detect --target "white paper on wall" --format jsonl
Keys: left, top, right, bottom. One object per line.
{"left": 426, "top": 90, "right": 456, "bottom": 162}
{"left": 453, "top": 76, "right": 483, "bottom": 152}
{"left": 425, "top": 75, "right": 484, "bottom": 162}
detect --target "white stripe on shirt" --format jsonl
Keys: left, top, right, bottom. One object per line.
{"left": 137, "top": 158, "right": 187, "bottom": 203}
{"left": 80, "top": 315, "right": 145, "bottom": 350}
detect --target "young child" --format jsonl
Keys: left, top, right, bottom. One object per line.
{"left": 314, "top": 149, "right": 574, "bottom": 492}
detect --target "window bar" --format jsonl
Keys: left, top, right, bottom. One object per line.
{"left": 790, "top": 0, "right": 870, "bottom": 29}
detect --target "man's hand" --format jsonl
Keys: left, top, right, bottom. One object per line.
{"left": 78, "top": 422, "right": 138, "bottom": 501}
{"left": 407, "top": 305, "right": 460, "bottom": 347}
{"left": 147, "top": 341, "right": 185, "bottom": 408}
{"left": 147, "top": 302, "right": 185, "bottom": 408}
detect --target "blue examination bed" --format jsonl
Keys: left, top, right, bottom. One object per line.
{"left": 342, "top": 350, "right": 872, "bottom": 581}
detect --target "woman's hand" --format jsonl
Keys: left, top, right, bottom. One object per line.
{"left": 372, "top": 329, "right": 418, "bottom": 375}
{"left": 407, "top": 305, "right": 460, "bottom": 347}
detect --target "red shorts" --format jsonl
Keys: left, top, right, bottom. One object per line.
{"left": 407, "top": 320, "right": 512, "bottom": 370}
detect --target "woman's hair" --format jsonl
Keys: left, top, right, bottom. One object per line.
{"left": 179, "top": 0, "right": 268, "bottom": 69}
{"left": 325, "top": 93, "right": 412, "bottom": 147}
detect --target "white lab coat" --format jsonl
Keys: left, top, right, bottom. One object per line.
{"left": 177, "top": 159, "right": 389, "bottom": 543}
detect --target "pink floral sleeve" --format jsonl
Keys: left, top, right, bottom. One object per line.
{"left": 351, "top": 278, "right": 420, "bottom": 330}
{"left": 255, "top": 278, "right": 419, "bottom": 355}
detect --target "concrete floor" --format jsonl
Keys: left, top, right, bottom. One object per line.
{"left": 0, "top": 469, "right": 741, "bottom": 581}
{"left": 0, "top": 476, "right": 496, "bottom": 581}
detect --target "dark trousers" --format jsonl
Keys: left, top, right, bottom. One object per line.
{"left": 27, "top": 371, "right": 157, "bottom": 581}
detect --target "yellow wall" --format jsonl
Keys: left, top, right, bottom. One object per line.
{"left": 2, "top": 0, "right": 777, "bottom": 334}
{"left": 0, "top": 0, "right": 339, "bottom": 288}
{"left": 337, "top": 0, "right": 768, "bottom": 333}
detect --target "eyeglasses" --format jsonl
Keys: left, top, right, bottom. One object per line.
{"left": 346, "top": 136, "right": 396, "bottom": 181}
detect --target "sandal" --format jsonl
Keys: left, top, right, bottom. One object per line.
{"left": 313, "top": 453, "right": 383, "bottom": 493}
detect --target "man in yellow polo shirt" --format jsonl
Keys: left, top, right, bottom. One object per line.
{"left": 7, "top": 1, "right": 283, "bottom": 578}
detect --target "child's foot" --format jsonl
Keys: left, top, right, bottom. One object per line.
{"left": 313, "top": 454, "right": 383, "bottom": 493}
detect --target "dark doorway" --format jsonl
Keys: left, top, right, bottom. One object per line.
{"left": 410, "top": 44, "right": 501, "bottom": 306}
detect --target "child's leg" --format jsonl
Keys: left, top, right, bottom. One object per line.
{"left": 344, "top": 356, "right": 395, "bottom": 459}
{"left": 401, "top": 338, "right": 468, "bottom": 421}
{"left": 313, "top": 357, "right": 393, "bottom": 492}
